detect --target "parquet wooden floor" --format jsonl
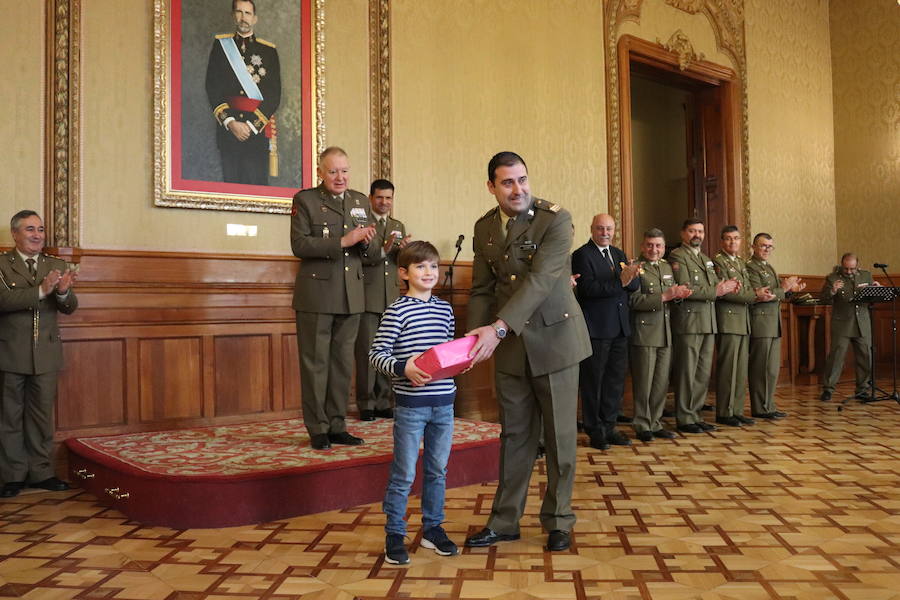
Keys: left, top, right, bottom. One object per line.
{"left": 2, "top": 382, "right": 900, "bottom": 599}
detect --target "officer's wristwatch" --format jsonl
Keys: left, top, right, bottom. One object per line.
{"left": 492, "top": 322, "right": 508, "bottom": 339}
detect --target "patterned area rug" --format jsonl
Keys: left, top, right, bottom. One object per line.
{"left": 70, "top": 418, "right": 501, "bottom": 478}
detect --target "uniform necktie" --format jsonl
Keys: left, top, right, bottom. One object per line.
{"left": 26, "top": 258, "right": 36, "bottom": 278}
{"left": 504, "top": 218, "right": 514, "bottom": 241}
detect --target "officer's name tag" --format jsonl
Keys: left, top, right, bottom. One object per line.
{"left": 705, "top": 260, "right": 714, "bottom": 268}
{"left": 518, "top": 242, "right": 537, "bottom": 251}
{"left": 663, "top": 274, "right": 673, "bottom": 282}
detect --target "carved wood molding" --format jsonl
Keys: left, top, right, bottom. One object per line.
{"left": 659, "top": 30, "right": 705, "bottom": 70}
{"left": 603, "top": 0, "right": 750, "bottom": 241}
{"left": 369, "top": 0, "right": 391, "bottom": 180}
{"left": 45, "top": 0, "right": 80, "bottom": 248}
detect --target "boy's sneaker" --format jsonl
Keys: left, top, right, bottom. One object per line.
{"left": 384, "top": 534, "right": 410, "bottom": 565}
{"left": 421, "top": 526, "right": 459, "bottom": 556}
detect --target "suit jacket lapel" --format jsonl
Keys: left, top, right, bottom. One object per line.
{"left": 503, "top": 215, "right": 528, "bottom": 251}
{"left": 8, "top": 251, "right": 36, "bottom": 284}
{"left": 317, "top": 185, "right": 344, "bottom": 217}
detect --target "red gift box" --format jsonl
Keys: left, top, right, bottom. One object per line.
{"left": 413, "top": 335, "right": 477, "bottom": 381}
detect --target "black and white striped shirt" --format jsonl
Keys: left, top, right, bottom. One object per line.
{"left": 369, "top": 295, "right": 457, "bottom": 407}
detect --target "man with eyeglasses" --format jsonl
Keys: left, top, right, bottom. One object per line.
{"left": 746, "top": 233, "right": 805, "bottom": 417}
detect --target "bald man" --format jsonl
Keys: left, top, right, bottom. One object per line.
{"left": 571, "top": 214, "right": 641, "bottom": 449}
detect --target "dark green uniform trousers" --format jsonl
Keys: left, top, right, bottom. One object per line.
{"left": 822, "top": 335, "right": 872, "bottom": 394}
{"left": 749, "top": 337, "right": 781, "bottom": 415}
{"left": 295, "top": 311, "right": 360, "bottom": 436}
{"left": 715, "top": 333, "right": 749, "bottom": 418}
{"left": 0, "top": 371, "right": 58, "bottom": 483}
{"left": 487, "top": 364, "right": 578, "bottom": 535}
{"left": 673, "top": 333, "right": 714, "bottom": 426}
{"left": 629, "top": 345, "right": 670, "bottom": 434}
{"left": 354, "top": 311, "right": 393, "bottom": 412}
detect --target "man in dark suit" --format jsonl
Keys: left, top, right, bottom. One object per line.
{"left": 291, "top": 147, "right": 375, "bottom": 450}
{"left": 205, "top": 0, "right": 281, "bottom": 185}
{"left": 464, "top": 151, "right": 591, "bottom": 552}
{"left": 571, "top": 214, "right": 640, "bottom": 450}
{"left": 354, "top": 179, "right": 410, "bottom": 421}
{"left": 0, "top": 210, "right": 78, "bottom": 498}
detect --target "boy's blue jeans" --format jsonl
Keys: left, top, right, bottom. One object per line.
{"left": 383, "top": 404, "right": 455, "bottom": 535}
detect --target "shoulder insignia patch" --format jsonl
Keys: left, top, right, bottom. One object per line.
{"left": 477, "top": 207, "right": 497, "bottom": 221}
{"left": 215, "top": 33, "right": 232, "bottom": 39}
{"left": 548, "top": 203, "right": 561, "bottom": 212}
{"left": 256, "top": 38, "right": 276, "bottom": 48}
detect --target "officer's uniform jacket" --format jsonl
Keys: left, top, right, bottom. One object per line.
{"left": 628, "top": 259, "right": 675, "bottom": 348}
{"left": 0, "top": 250, "right": 78, "bottom": 375}
{"left": 712, "top": 252, "right": 755, "bottom": 335}
{"left": 468, "top": 198, "right": 591, "bottom": 377}
{"left": 820, "top": 267, "right": 875, "bottom": 338}
{"left": 361, "top": 215, "right": 406, "bottom": 313}
{"left": 746, "top": 257, "right": 786, "bottom": 338}
{"left": 291, "top": 185, "right": 369, "bottom": 314}
{"left": 668, "top": 244, "right": 721, "bottom": 334}
{"left": 206, "top": 33, "right": 281, "bottom": 136}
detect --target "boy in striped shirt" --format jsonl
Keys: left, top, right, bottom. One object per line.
{"left": 369, "top": 241, "right": 459, "bottom": 565}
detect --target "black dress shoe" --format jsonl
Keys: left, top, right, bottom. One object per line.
{"left": 310, "top": 434, "right": 331, "bottom": 450}
{"left": 30, "top": 477, "right": 69, "bottom": 492}
{"left": 715, "top": 416, "right": 742, "bottom": 427}
{"left": 697, "top": 421, "right": 716, "bottom": 431}
{"left": 608, "top": 430, "right": 631, "bottom": 446}
{"left": 820, "top": 390, "right": 832, "bottom": 402}
{"left": 772, "top": 410, "right": 787, "bottom": 418}
{"left": 546, "top": 530, "right": 570, "bottom": 551}
{"left": 373, "top": 408, "right": 394, "bottom": 419}
{"left": 652, "top": 429, "right": 676, "bottom": 439}
{"left": 329, "top": 431, "right": 364, "bottom": 445}
{"left": 589, "top": 436, "right": 610, "bottom": 450}
{"left": 616, "top": 415, "right": 632, "bottom": 424}
{"left": 359, "top": 410, "right": 376, "bottom": 422}
{"left": 736, "top": 415, "right": 755, "bottom": 425}
{"left": 752, "top": 412, "right": 776, "bottom": 420}
{"left": 464, "top": 527, "right": 520, "bottom": 547}
{"left": 636, "top": 430, "right": 654, "bottom": 442}
{"left": 677, "top": 423, "right": 703, "bottom": 434}
{"left": 701, "top": 404, "right": 714, "bottom": 411}
{"left": 1, "top": 481, "right": 25, "bottom": 498}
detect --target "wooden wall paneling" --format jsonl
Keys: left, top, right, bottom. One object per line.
{"left": 56, "top": 339, "right": 126, "bottom": 430}
{"left": 214, "top": 335, "right": 273, "bottom": 417}
{"left": 282, "top": 334, "right": 301, "bottom": 410}
{"left": 138, "top": 337, "right": 203, "bottom": 422}
{"left": 202, "top": 336, "right": 215, "bottom": 418}
{"left": 125, "top": 338, "right": 140, "bottom": 424}
{"left": 271, "top": 333, "right": 285, "bottom": 411}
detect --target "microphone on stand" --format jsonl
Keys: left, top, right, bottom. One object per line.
{"left": 443, "top": 234, "right": 465, "bottom": 290}
{"left": 455, "top": 234, "right": 464, "bottom": 251}
{"left": 874, "top": 263, "right": 889, "bottom": 269}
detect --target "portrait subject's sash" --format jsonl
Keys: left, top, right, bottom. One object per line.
{"left": 219, "top": 37, "right": 264, "bottom": 101}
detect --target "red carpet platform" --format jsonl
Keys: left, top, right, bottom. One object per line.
{"left": 65, "top": 418, "right": 501, "bottom": 529}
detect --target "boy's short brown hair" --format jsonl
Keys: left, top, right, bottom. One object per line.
{"left": 398, "top": 241, "right": 440, "bottom": 270}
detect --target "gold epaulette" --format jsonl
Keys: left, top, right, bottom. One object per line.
{"left": 256, "top": 38, "right": 276, "bottom": 48}
{"left": 215, "top": 33, "right": 232, "bottom": 39}
{"left": 660, "top": 258, "right": 667, "bottom": 263}
{"left": 534, "top": 198, "right": 562, "bottom": 213}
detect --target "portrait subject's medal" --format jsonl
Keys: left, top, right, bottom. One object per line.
{"left": 322, "top": 225, "right": 330, "bottom": 239}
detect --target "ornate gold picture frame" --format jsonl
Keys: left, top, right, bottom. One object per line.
{"left": 153, "top": 0, "right": 324, "bottom": 214}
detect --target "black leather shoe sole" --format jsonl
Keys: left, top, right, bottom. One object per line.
{"left": 715, "top": 417, "right": 742, "bottom": 427}
{"left": 30, "top": 477, "right": 70, "bottom": 492}
{"left": 329, "top": 432, "right": 364, "bottom": 446}
{"left": 464, "top": 528, "right": 520, "bottom": 547}
{"left": 820, "top": 391, "right": 832, "bottom": 402}
{"left": 636, "top": 431, "right": 654, "bottom": 442}
{"left": 697, "top": 422, "right": 717, "bottom": 431}
{"left": 653, "top": 429, "right": 676, "bottom": 439}
{"left": 1, "top": 482, "right": 25, "bottom": 498}
{"left": 359, "top": 410, "right": 376, "bottom": 421}
{"left": 677, "top": 424, "right": 703, "bottom": 434}
{"left": 589, "top": 437, "right": 610, "bottom": 451}
{"left": 735, "top": 415, "right": 755, "bottom": 425}
{"left": 546, "top": 530, "right": 570, "bottom": 551}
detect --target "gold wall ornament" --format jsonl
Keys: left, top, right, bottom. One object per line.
{"left": 659, "top": 30, "right": 705, "bottom": 71}
{"left": 369, "top": 0, "right": 391, "bottom": 180}
{"left": 603, "top": 0, "right": 750, "bottom": 247}
{"left": 152, "top": 0, "right": 325, "bottom": 213}
{"left": 665, "top": 0, "right": 704, "bottom": 14}
{"left": 46, "top": 0, "right": 81, "bottom": 248}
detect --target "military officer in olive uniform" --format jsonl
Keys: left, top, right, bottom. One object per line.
{"left": 206, "top": 0, "right": 281, "bottom": 185}
{"left": 712, "top": 226, "right": 757, "bottom": 427}
{"left": 0, "top": 211, "right": 78, "bottom": 498}
{"left": 668, "top": 219, "right": 739, "bottom": 434}
{"left": 629, "top": 229, "right": 692, "bottom": 442}
{"left": 354, "top": 179, "right": 410, "bottom": 421}
{"left": 746, "top": 233, "right": 804, "bottom": 418}
{"left": 464, "top": 152, "right": 591, "bottom": 553}
{"left": 291, "top": 147, "right": 375, "bottom": 450}
{"left": 820, "top": 252, "right": 878, "bottom": 402}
